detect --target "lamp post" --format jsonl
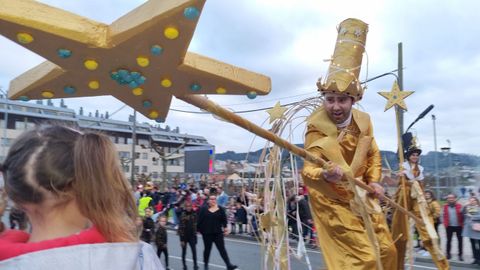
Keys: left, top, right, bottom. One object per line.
{"left": 432, "top": 114, "right": 440, "bottom": 197}
{"left": 441, "top": 140, "right": 451, "bottom": 190}
{"left": 0, "top": 87, "right": 8, "bottom": 161}
{"left": 130, "top": 110, "right": 137, "bottom": 188}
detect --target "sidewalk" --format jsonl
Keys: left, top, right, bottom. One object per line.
{"left": 413, "top": 225, "right": 477, "bottom": 268}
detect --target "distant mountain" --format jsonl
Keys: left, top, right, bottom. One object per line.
{"left": 216, "top": 146, "right": 480, "bottom": 171}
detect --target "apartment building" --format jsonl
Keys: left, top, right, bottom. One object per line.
{"left": 0, "top": 98, "right": 211, "bottom": 183}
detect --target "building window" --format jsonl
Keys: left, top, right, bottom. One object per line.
{"left": 1, "top": 138, "right": 10, "bottom": 147}
{"left": 142, "top": 166, "right": 148, "bottom": 173}
{"left": 142, "top": 153, "right": 148, "bottom": 160}
{"left": 119, "top": 151, "right": 130, "bottom": 158}
{"left": 123, "top": 166, "right": 130, "bottom": 173}
{"left": 135, "top": 152, "right": 140, "bottom": 159}
{"left": 14, "top": 120, "right": 34, "bottom": 130}
{"left": 134, "top": 166, "right": 139, "bottom": 173}
{"left": 152, "top": 158, "right": 159, "bottom": 165}
{"left": 152, "top": 172, "right": 158, "bottom": 179}
{"left": 138, "top": 139, "right": 149, "bottom": 146}
{"left": 126, "top": 138, "right": 133, "bottom": 145}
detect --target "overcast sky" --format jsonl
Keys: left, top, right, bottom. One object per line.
{"left": 1, "top": 0, "right": 479, "bottom": 156}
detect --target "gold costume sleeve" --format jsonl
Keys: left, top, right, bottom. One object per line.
{"left": 364, "top": 121, "right": 382, "bottom": 183}
{"left": 302, "top": 124, "right": 325, "bottom": 181}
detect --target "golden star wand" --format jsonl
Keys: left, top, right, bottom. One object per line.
{"left": 178, "top": 94, "right": 423, "bottom": 225}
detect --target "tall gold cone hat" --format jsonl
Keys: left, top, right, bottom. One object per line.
{"left": 317, "top": 18, "right": 368, "bottom": 101}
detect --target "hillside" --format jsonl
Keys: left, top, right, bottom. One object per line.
{"left": 216, "top": 146, "right": 480, "bottom": 171}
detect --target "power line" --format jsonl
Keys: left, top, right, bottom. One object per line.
{"left": 174, "top": 91, "right": 317, "bottom": 108}
{"left": 171, "top": 96, "right": 320, "bottom": 114}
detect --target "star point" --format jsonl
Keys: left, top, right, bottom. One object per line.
{"left": 378, "top": 81, "right": 414, "bottom": 111}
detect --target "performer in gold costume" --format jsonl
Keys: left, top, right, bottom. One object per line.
{"left": 301, "top": 18, "right": 397, "bottom": 269}
{"left": 391, "top": 133, "right": 449, "bottom": 269}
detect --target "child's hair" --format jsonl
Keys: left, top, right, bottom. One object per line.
{"left": 1, "top": 125, "right": 137, "bottom": 242}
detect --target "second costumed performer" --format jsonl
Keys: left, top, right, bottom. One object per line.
{"left": 301, "top": 18, "right": 397, "bottom": 269}
{"left": 391, "top": 133, "right": 449, "bottom": 269}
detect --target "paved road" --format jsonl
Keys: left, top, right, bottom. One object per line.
{"left": 160, "top": 231, "right": 475, "bottom": 270}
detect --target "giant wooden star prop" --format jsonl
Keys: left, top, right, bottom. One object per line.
{"left": 378, "top": 81, "right": 414, "bottom": 111}
{"left": 0, "top": 0, "right": 271, "bottom": 122}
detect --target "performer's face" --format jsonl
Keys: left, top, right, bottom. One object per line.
{"left": 324, "top": 93, "right": 354, "bottom": 124}
{"left": 408, "top": 152, "right": 419, "bottom": 163}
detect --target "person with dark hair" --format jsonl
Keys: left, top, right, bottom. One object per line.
{"left": 8, "top": 206, "right": 28, "bottom": 230}
{"left": 177, "top": 201, "right": 199, "bottom": 270}
{"left": 443, "top": 193, "right": 464, "bottom": 261}
{"left": 155, "top": 215, "right": 170, "bottom": 270}
{"left": 301, "top": 18, "right": 397, "bottom": 270}
{"left": 0, "top": 125, "right": 162, "bottom": 269}
{"left": 197, "top": 195, "right": 237, "bottom": 270}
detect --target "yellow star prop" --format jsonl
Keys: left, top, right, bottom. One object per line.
{"left": 259, "top": 211, "right": 277, "bottom": 232}
{"left": 378, "top": 81, "right": 414, "bottom": 111}
{"left": 266, "top": 101, "right": 287, "bottom": 124}
{"left": 0, "top": 0, "right": 271, "bottom": 122}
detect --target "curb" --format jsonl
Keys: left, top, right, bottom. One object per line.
{"left": 414, "top": 257, "right": 479, "bottom": 269}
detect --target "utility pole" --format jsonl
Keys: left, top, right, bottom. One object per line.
{"left": 0, "top": 87, "right": 8, "bottom": 161}
{"left": 397, "top": 42, "right": 404, "bottom": 134}
{"left": 130, "top": 110, "right": 137, "bottom": 188}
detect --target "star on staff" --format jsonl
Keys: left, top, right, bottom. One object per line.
{"left": 266, "top": 101, "right": 287, "bottom": 124}
{"left": 378, "top": 81, "right": 414, "bottom": 111}
{"left": 0, "top": 0, "right": 271, "bottom": 122}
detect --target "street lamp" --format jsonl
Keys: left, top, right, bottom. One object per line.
{"left": 441, "top": 140, "right": 451, "bottom": 190}
{"left": 0, "top": 87, "right": 8, "bottom": 161}
{"left": 130, "top": 110, "right": 137, "bottom": 189}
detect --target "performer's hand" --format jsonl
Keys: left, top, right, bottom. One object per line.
{"left": 322, "top": 161, "right": 343, "bottom": 183}
{"left": 368, "top": 182, "right": 384, "bottom": 197}
{"left": 223, "top": 228, "right": 229, "bottom": 236}
{"left": 180, "top": 241, "right": 186, "bottom": 248}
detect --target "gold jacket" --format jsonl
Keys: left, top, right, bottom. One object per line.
{"left": 302, "top": 106, "right": 382, "bottom": 201}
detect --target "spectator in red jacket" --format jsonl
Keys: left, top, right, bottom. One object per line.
{"left": 443, "top": 193, "right": 464, "bottom": 261}
{"left": 0, "top": 125, "right": 162, "bottom": 269}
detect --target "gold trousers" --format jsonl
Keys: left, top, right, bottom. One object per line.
{"left": 307, "top": 185, "right": 397, "bottom": 270}
{"left": 391, "top": 185, "right": 449, "bottom": 270}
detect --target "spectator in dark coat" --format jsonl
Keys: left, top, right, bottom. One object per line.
{"left": 177, "top": 201, "right": 198, "bottom": 270}
{"left": 297, "top": 195, "right": 313, "bottom": 242}
{"left": 155, "top": 215, "right": 170, "bottom": 269}
{"left": 141, "top": 208, "right": 155, "bottom": 243}
{"left": 197, "top": 195, "right": 237, "bottom": 270}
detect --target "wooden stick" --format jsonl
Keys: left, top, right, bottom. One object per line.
{"left": 177, "top": 94, "right": 424, "bottom": 225}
